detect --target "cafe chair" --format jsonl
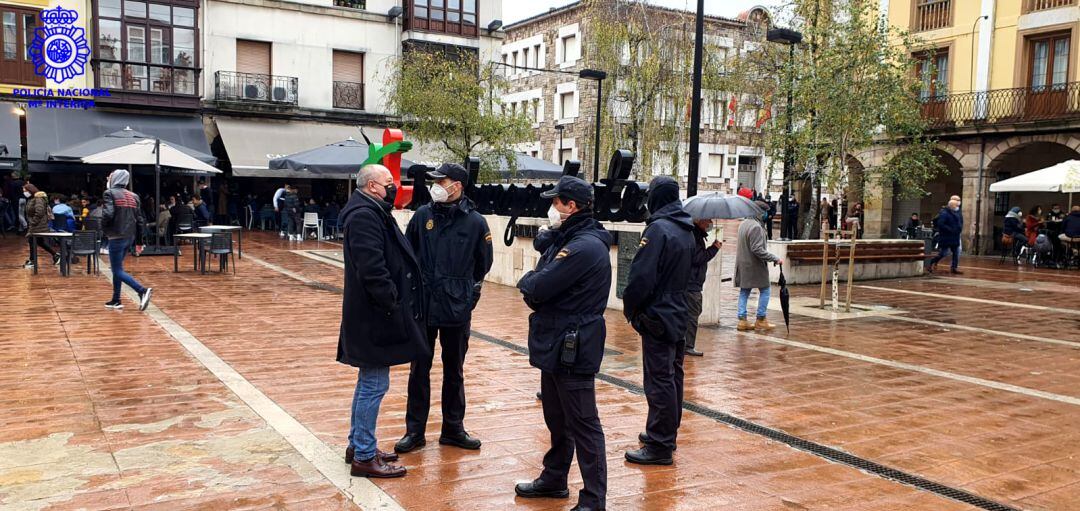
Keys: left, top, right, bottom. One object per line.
{"left": 201, "top": 232, "right": 236, "bottom": 274}
{"left": 70, "top": 231, "right": 100, "bottom": 275}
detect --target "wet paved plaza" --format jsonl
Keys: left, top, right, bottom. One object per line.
{"left": 2, "top": 228, "right": 1079, "bottom": 510}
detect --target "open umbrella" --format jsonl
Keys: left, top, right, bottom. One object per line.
{"left": 683, "top": 192, "right": 763, "bottom": 219}
{"left": 778, "top": 263, "right": 790, "bottom": 334}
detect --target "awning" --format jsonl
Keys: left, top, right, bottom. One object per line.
{"left": 211, "top": 117, "right": 388, "bottom": 179}
{"left": 21, "top": 108, "right": 211, "bottom": 162}
{"left": 989, "top": 159, "right": 1080, "bottom": 193}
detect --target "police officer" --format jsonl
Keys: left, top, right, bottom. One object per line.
{"left": 622, "top": 176, "right": 695, "bottom": 466}
{"left": 515, "top": 176, "right": 611, "bottom": 511}
{"left": 396, "top": 163, "right": 493, "bottom": 453}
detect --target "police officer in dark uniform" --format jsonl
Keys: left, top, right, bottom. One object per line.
{"left": 396, "top": 163, "right": 494, "bottom": 453}
{"left": 622, "top": 176, "right": 695, "bottom": 466}
{"left": 514, "top": 176, "right": 611, "bottom": 511}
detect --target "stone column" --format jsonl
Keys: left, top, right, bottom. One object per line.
{"left": 862, "top": 178, "right": 892, "bottom": 239}
{"left": 960, "top": 166, "right": 993, "bottom": 254}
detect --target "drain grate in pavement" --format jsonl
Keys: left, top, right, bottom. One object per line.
{"left": 470, "top": 330, "right": 1019, "bottom": 511}
{"left": 305, "top": 281, "right": 344, "bottom": 294}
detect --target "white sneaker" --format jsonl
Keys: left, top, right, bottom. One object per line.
{"left": 279, "top": 232, "right": 286, "bottom": 239}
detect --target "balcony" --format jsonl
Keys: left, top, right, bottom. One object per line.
{"left": 1025, "top": 0, "right": 1076, "bottom": 12}
{"left": 214, "top": 71, "right": 298, "bottom": 106}
{"left": 914, "top": 0, "right": 951, "bottom": 32}
{"left": 333, "top": 81, "right": 365, "bottom": 110}
{"left": 920, "top": 82, "right": 1080, "bottom": 130}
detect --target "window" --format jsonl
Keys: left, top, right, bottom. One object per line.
{"left": 559, "top": 92, "right": 576, "bottom": 119}
{"left": 95, "top": 0, "right": 199, "bottom": 96}
{"left": 913, "top": 0, "right": 952, "bottom": 32}
{"left": 533, "top": 44, "right": 541, "bottom": 67}
{"left": 560, "top": 148, "right": 572, "bottom": 165}
{"left": 409, "top": 0, "right": 477, "bottom": 37}
{"left": 0, "top": 6, "right": 43, "bottom": 86}
{"left": 1029, "top": 34, "right": 1070, "bottom": 91}
{"left": 915, "top": 50, "right": 948, "bottom": 99}
{"left": 333, "top": 50, "right": 365, "bottom": 110}
{"left": 560, "top": 34, "right": 579, "bottom": 64}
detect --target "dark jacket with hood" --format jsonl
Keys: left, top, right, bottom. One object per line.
{"left": 517, "top": 211, "right": 612, "bottom": 375}
{"left": 101, "top": 170, "right": 145, "bottom": 241}
{"left": 406, "top": 196, "right": 493, "bottom": 327}
{"left": 337, "top": 190, "right": 429, "bottom": 368}
{"left": 25, "top": 187, "right": 51, "bottom": 235}
{"left": 689, "top": 226, "right": 719, "bottom": 293}
{"left": 623, "top": 178, "right": 695, "bottom": 344}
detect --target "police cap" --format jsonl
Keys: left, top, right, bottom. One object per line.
{"left": 427, "top": 163, "right": 469, "bottom": 183}
{"left": 541, "top": 175, "right": 593, "bottom": 206}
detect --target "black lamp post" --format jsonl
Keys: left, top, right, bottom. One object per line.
{"left": 555, "top": 123, "right": 565, "bottom": 163}
{"left": 578, "top": 68, "right": 607, "bottom": 181}
{"left": 12, "top": 103, "right": 28, "bottom": 178}
{"left": 687, "top": 0, "right": 705, "bottom": 197}
{"left": 766, "top": 27, "right": 802, "bottom": 241}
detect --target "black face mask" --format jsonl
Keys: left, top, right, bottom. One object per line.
{"left": 383, "top": 183, "right": 398, "bottom": 206}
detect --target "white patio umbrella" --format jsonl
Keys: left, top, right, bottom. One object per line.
{"left": 990, "top": 159, "right": 1080, "bottom": 207}
{"left": 81, "top": 138, "right": 220, "bottom": 174}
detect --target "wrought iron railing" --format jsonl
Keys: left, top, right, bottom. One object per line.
{"left": 333, "top": 81, "right": 365, "bottom": 110}
{"left": 214, "top": 71, "right": 298, "bottom": 105}
{"left": 1025, "top": 0, "right": 1076, "bottom": 12}
{"left": 920, "top": 82, "right": 1080, "bottom": 130}
{"left": 914, "top": 0, "right": 951, "bottom": 32}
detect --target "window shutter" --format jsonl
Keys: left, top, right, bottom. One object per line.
{"left": 333, "top": 50, "right": 363, "bottom": 82}
{"left": 236, "top": 40, "right": 271, "bottom": 75}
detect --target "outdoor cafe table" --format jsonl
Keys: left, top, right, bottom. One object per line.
{"left": 29, "top": 232, "right": 73, "bottom": 277}
{"left": 173, "top": 233, "right": 211, "bottom": 273}
{"left": 199, "top": 225, "right": 243, "bottom": 258}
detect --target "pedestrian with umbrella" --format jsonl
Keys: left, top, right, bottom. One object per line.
{"left": 734, "top": 200, "right": 782, "bottom": 332}
{"left": 684, "top": 217, "right": 721, "bottom": 357}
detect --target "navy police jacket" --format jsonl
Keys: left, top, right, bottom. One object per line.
{"left": 406, "top": 197, "right": 493, "bottom": 327}
{"left": 622, "top": 202, "right": 695, "bottom": 344}
{"left": 517, "top": 213, "right": 613, "bottom": 374}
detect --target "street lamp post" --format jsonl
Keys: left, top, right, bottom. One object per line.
{"left": 555, "top": 123, "right": 565, "bottom": 164}
{"left": 766, "top": 28, "right": 802, "bottom": 241}
{"left": 12, "top": 103, "right": 28, "bottom": 178}
{"left": 687, "top": 0, "right": 705, "bottom": 198}
{"left": 579, "top": 68, "right": 607, "bottom": 182}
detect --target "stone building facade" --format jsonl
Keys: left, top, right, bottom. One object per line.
{"left": 500, "top": 1, "right": 774, "bottom": 193}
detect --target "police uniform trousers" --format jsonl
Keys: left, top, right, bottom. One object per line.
{"left": 641, "top": 334, "right": 686, "bottom": 454}
{"left": 405, "top": 322, "right": 471, "bottom": 435}
{"left": 539, "top": 370, "right": 607, "bottom": 509}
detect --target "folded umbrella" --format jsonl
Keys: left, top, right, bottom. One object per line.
{"left": 683, "top": 192, "right": 764, "bottom": 220}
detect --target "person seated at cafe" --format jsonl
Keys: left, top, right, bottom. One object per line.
{"left": 303, "top": 198, "right": 321, "bottom": 216}
{"left": 1004, "top": 207, "right": 1027, "bottom": 248}
{"left": 155, "top": 204, "right": 172, "bottom": 243}
{"left": 192, "top": 196, "right": 212, "bottom": 227}
{"left": 51, "top": 195, "right": 76, "bottom": 232}
{"left": 1061, "top": 205, "right": 1080, "bottom": 241}
{"left": 903, "top": 213, "right": 920, "bottom": 238}
{"left": 1025, "top": 206, "right": 1044, "bottom": 246}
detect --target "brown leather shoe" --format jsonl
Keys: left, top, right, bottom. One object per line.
{"left": 346, "top": 446, "right": 399, "bottom": 464}
{"left": 350, "top": 455, "right": 406, "bottom": 478}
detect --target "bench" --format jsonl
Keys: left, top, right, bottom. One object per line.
{"left": 785, "top": 241, "right": 926, "bottom": 264}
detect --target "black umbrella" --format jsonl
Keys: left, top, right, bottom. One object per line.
{"left": 778, "top": 263, "right": 790, "bottom": 334}
{"left": 269, "top": 137, "right": 416, "bottom": 178}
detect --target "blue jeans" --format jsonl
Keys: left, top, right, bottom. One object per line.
{"left": 349, "top": 365, "right": 390, "bottom": 461}
{"left": 930, "top": 243, "right": 960, "bottom": 271}
{"left": 108, "top": 238, "right": 145, "bottom": 302}
{"left": 737, "top": 287, "right": 771, "bottom": 320}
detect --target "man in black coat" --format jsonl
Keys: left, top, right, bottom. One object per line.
{"left": 685, "top": 218, "right": 721, "bottom": 357}
{"left": 337, "top": 164, "right": 429, "bottom": 479}
{"left": 514, "top": 176, "right": 611, "bottom": 511}
{"left": 623, "top": 176, "right": 695, "bottom": 466}
{"left": 396, "top": 163, "right": 493, "bottom": 454}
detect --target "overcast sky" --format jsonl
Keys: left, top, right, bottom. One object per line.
{"left": 503, "top": 0, "right": 787, "bottom": 24}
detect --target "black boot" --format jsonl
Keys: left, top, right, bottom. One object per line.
{"left": 625, "top": 446, "right": 673, "bottom": 466}
{"left": 439, "top": 430, "right": 481, "bottom": 450}
{"left": 514, "top": 479, "right": 569, "bottom": 499}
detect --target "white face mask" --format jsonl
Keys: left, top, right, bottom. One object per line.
{"left": 547, "top": 205, "right": 563, "bottom": 228}
{"left": 429, "top": 183, "right": 450, "bottom": 203}
{"left": 23, "top": 191, "right": 30, "bottom": 198}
